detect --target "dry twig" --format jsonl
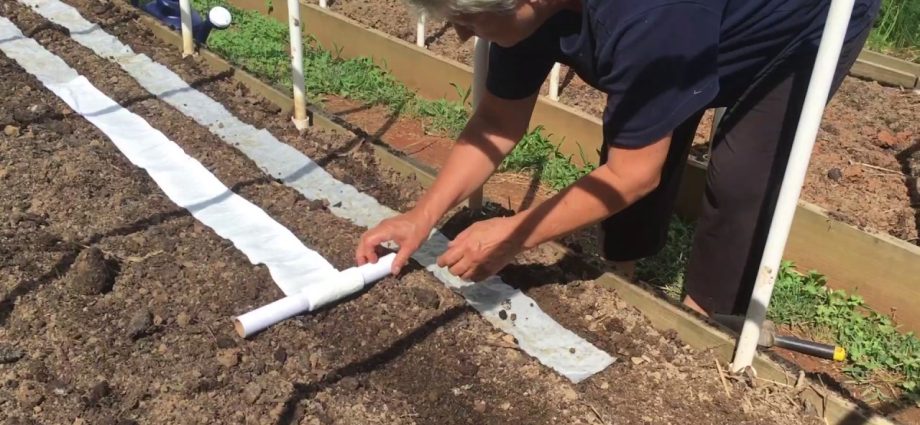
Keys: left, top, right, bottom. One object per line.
{"left": 715, "top": 359, "right": 732, "bottom": 397}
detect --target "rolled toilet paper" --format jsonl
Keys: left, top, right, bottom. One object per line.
{"left": 234, "top": 253, "right": 396, "bottom": 337}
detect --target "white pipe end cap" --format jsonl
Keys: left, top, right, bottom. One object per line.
{"left": 209, "top": 7, "right": 233, "bottom": 29}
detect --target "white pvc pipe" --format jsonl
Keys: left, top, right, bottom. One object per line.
{"left": 416, "top": 13, "right": 425, "bottom": 48}
{"left": 319, "top": 0, "right": 327, "bottom": 8}
{"left": 469, "top": 36, "right": 490, "bottom": 213}
{"left": 549, "top": 63, "right": 560, "bottom": 101}
{"left": 731, "top": 0, "right": 854, "bottom": 373}
{"left": 178, "top": 0, "right": 194, "bottom": 56}
{"left": 234, "top": 253, "right": 396, "bottom": 337}
{"left": 288, "top": 0, "right": 308, "bottom": 130}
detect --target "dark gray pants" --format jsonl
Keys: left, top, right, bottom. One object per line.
{"left": 599, "top": 3, "right": 879, "bottom": 314}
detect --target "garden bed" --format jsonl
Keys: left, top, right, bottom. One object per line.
{"left": 0, "top": 1, "right": 842, "bottom": 423}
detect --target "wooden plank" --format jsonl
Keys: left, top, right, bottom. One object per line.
{"left": 851, "top": 59, "right": 918, "bottom": 89}
{"left": 858, "top": 50, "right": 920, "bottom": 77}
{"left": 786, "top": 202, "right": 920, "bottom": 328}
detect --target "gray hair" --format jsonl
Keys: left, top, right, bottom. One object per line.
{"left": 405, "top": 0, "right": 518, "bottom": 19}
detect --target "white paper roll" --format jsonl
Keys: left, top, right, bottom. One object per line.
{"left": 234, "top": 253, "right": 397, "bottom": 337}
{"left": 357, "top": 252, "right": 395, "bottom": 284}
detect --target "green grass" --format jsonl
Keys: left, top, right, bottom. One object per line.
{"left": 496, "top": 126, "right": 595, "bottom": 191}
{"left": 637, "top": 219, "right": 920, "bottom": 403}
{"left": 867, "top": 0, "right": 920, "bottom": 62}
{"left": 194, "top": 0, "right": 592, "bottom": 189}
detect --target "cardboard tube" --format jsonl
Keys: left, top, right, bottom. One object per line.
{"left": 234, "top": 253, "right": 396, "bottom": 337}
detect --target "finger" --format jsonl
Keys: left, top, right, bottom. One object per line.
{"left": 391, "top": 240, "right": 418, "bottom": 275}
{"left": 357, "top": 230, "right": 390, "bottom": 265}
{"left": 448, "top": 257, "right": 473, "bottom": 278}
{"left": 437, "top": 243, "right": 465, "bottom": 269}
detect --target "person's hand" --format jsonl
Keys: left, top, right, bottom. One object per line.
{"left": 356, "top": 209, "right": 434, "bottom": 275}
{"left": 437, "top": 215, "right": 524, "bottom": 282}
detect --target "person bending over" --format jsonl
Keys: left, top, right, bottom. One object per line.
{"left": 354, "top": 0, "right": 880, "bottom": 316}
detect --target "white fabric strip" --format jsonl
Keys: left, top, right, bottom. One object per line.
{"left": 19, "top": 0, "right": 616, "bottom": 382}
{"left": 0, "top": 16, "right": 336, "bottom": 297}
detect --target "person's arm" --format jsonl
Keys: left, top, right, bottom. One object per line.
{"left": 437, "top": 134, "right": 671, "bottom": 281}
{"left": 413, "top": 89, "right": 540, "bottom": 227}
{"left": 355, "top": 89, "right": 539, "bottom": 272}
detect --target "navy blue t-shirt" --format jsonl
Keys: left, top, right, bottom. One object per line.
{"left": 486, "top": 0, "right": 880, "bottom": 148}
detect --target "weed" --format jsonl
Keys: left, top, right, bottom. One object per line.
{"left": 868, "top": 0, "right": 920, "bottom": 62}
{"left": 498, "top": 126, "right": 595, "bottom": 190}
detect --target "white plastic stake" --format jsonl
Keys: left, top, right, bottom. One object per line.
{"left": 549, "top": 62, "right": 560, "bottom": 101}
{"left": 416, "top": 13, "right": 425, "bottom": 48}
{"left": 319, "top": 0, "right": 327, "bottom": 8}
{"left": 469, "top": 36, "right": 490, "bottom": 213}
{"left": 178, "top": 0, "right": 194, "bottom": 56}
{"left": 731, "top": 0, "right": 854, "bottom": 373}
{"left": 288, "top": 0, "right": 308, "bottom": 130}
{"left": 234, "top": 254, "right": 396, "bottom": 337}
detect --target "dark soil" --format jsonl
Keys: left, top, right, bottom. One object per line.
{"left": 328, "top": 0, "right": 920, "bottom": 245}
{"left": 0, "top": 1, "right": 833, "bottom": 423}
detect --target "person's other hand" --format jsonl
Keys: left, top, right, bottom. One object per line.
{"left": 356, "top": 209, "right": 434, "bottom": 275}
{"left": 437, "top": 215, "right": 524, "bottom": 281}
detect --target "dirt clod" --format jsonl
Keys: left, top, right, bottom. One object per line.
{"left": 826, "top": 167, "right": 843, "bottom": 181}
{"left": 84, "top": 381, "right": 112, "bottom": 407}
{"left": 474, "top": 400, "right": 487, "bottom": 413}
{"left": 243, "top": 381, "right": 262, "bottom": 404}
{"left": 127, "top": 308, "right": 152, "bottom": 340}
{"left": 498, "top": 310, "right": 507, "bottom": 320}
{"left": 217, "top": 349, "right": 240, "bottom": 368}
{"left": 70, "top": 247, "right": 115, "bottom": 295}
{"left": 340, "top": 376, "right": 360, "bottom": 391}
{"left": 16, "top": 381, "right": 45, "bottom": 408}
{"left": 0, "top": 344, "right": 25, "bottom": 364}
{"left": 4, "top": 124, "right": 20, "bottom": 137}
{"left": 215, "top": 335, "right": 236, "bottom": 349}
{"left": 176, "top": 311, "right": 191, "bottom": 327}
{"left": 410, "top": 286, "right": 440, "bottom": 309}
{"left": 273, "top": 348, "right": 287, "bottom": 364}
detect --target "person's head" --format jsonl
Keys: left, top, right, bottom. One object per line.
{"left": 406, "top": 0, "right": 569, "bottom": 47}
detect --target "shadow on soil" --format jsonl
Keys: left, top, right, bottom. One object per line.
{"left": 275, "top": 305, "right": 471, "bottom": 425}
{"left": 896, "top": 141, "right": 920, "bottom": 244}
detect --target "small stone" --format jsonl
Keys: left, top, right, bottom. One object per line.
{"left": 509, "top": 313, "right": 516, "bottom": 321}
{"left": 826, "top": 168, "right": 843, "bottom": 181}
{"left": 631, "top": 356, "right": 645, "bottom": 365}
{"left": 473, "top": 400, "right": 487, "bottom": 413}
{"left": 599, "top": 381, "right": 609, "bottom": 390}
{"left": 176, "top": 312, "right": 191, "bottom": 327}
{"left": 273, "top": 348, "right": 287, "bottom": 364}
{"left": 217, "top": 349, "right": 240, "bottom": 368}
{"left": 243, "top": 381, "right": 262, "bottom": 404}
{"left": 4, "top": 125, "right": 20, "bottom": 137}
{"left": 501, "top": 334, "right": 516, "bottom": 345}
{"left": 500, "top": 402, "right": 511, "bottom": 410}
{"left": 305, "top": 199, "right": 329, "bottom": 211}
{"left": 498, "top": 310, "right": 508, "bottom": 320}
{"left": 0, "top": 345, "right": 25, "bottom": 364}
{"left": 127, "top": 308, "right": 152, "bottom": 339}
{"left": 16, "top": 381, "right": 44, "bottom": 408}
